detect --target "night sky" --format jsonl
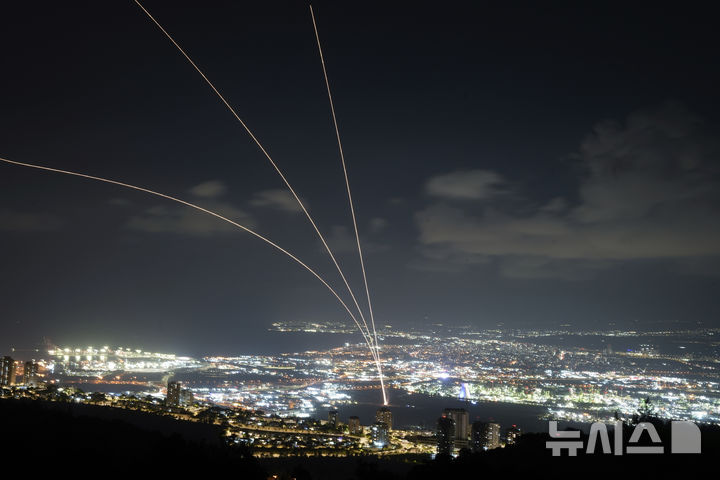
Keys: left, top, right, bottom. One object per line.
{"left": 1, "top": 1, "right": 719, "bottom": 355}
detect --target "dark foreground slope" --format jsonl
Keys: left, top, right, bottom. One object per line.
{"left": 0, "top": 398, "right": 266, "bottom": 476}
{"left": 406, "top": 421, "right": 720, "bottom": 480}
{"left": 2, "top": 399, "right": 718, "bottom": 478}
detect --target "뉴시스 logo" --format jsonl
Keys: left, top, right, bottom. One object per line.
{"left": 546, "top": 420, "right": 701, "bottom": 456}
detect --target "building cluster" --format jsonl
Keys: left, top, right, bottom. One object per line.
{"left": 10, "top": 323, "right": 719, "bottom": 427}
{"left": 166, "top": 380, "right": 195, "bottom": 407}
{"left": 1, "top": 356, "right": 40, "bottom": 387}
{"left": 268, "top": 322, "right": 720, "bottom": 425}
{"left": 436, "top": 407, "right": 521, "bottom": 456}
{"left": 368, "top": 407, "right": 393, "bottom": 447}
{"left": 2, "top": 323, "right": 718, "bottom": 458}
{"left": 2, "top": 358, "right": 526, "bottom": 458}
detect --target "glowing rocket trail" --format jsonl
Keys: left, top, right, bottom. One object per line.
{"left": 309, "top": 5, "right": 386, "bottom": 405}
{"left": 0, "top": 156, "right": 379, "bottom": 362}
{"left": 132, "top": 1, "right": 376, "bottom": 357}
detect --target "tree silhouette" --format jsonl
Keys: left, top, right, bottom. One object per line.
{"left": 635, "top": 397, "right": 655, "bottom": 423}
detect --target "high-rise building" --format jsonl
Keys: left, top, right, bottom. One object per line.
{"left": 1, "top": 356, "right": 16, "bottom": 386}
{"left": 437, "top": 415, "right": 456, "bottom": 456}
{"left": 505, "top": 425, "right": 522, "bottom": 445}
{"left": 166, "top": 380, "right": 181, "bottom": 406}
{"left": 443, "top": 408, "right": 469, "bottom": 448}
{"left": 376, "top": 407, "right": 393, "bottom": 430}
{"left": 471, "top": 421, "right": 501, "bottom": 451}
{"left": 23, "top": 360, "right": 38, "bottom": 386}
{"left": 180, "top": 389, "right": 195, "bottom": 406}
{"left": 370, "top": 422, "right": 389, "bottom": 448}
{"left": 328, "top": 410, "right": 339, "bottom": 428}
{"left": 484, "top": 422, "right": 501, "bottom": 449}
{"left": 348, "top": 416, "right": 362, "bottom": 436}
{"left": 471, "top": 421, "right": 485, "bottom": 452}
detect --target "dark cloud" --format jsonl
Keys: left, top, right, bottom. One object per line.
{"left": 108, "top": 197, "right": 132, "bottom": 207}
{"left": 415, "top": 103, "right": 720, "bottom": 278}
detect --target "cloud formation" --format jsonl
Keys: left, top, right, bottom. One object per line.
{"left": 250, "top": 189, "right": 303, "bottom": 213}
{"left": 426, "top": 169, "right": 506, "bottom": 200}
{"left": 324, "top": 225, "right": 389, "bottom": 255}
{"left": 0, "top": 209, "right": 63, "bottom": 232}
{"left": 127, "top": 203, "right": 254, "bottom": 236}
{"left": 188, "top": 180, "right": 227, "bottom": 198}
{"left": 126, "top": 181, "right": 254, "bottom": 236}
{"left": 415, "top": 102, "right": 720, "bottom": 278}
{"left": 369, "top": 217, "right": 388, "bottom": 233}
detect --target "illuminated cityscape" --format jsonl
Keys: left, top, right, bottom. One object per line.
{"left": 1, "top": 0, "right": 719, "bottom": 476}
{"left": 2, "top": 322, "right": 718, "bottom": 458}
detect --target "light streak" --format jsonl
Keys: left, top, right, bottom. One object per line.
{"left": 309, "top": 5, "right": 386, "bottom": 405}
{"left": 132, "top": 1, "right": 377, "bottom": 365}
{"left": 0, "top": 156, "right": 379, "bottom": 361}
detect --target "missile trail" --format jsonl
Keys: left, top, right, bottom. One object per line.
{"left": 0, "top": 156, "right": 379, "bottom": 362}
{"left": 132, "top": 1, "right": 377, "bottom": 359}
{"left": 309, "top": 5, "right": 386, "bottom": 405}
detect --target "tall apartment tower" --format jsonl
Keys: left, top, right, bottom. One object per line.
{"left": 328, "top": 410, "right": 339, "bottom": 428}
{"left": 443, "top": 408, "right": 469, "bottom": 447}
{"left": 370, "top": 422, "right": 389, "bottom": 448}
{"left": 484, "top": 422, "right": 501, "bottom": 449}
{"left": 23, "top": 360, "right": 39, "bottom": 386}
{"left": 472, "top": 421, "right": 502, "bottom": 450}
{"left": 166, "top": 380, "right": 181, "bottom": 406}
{"left": 437, "top": 415, "right": 456, "bottom": 456}
{"left": 1, "top": 356, "right": 16, "bottom": 386}
{"left": 376, "top": 407, "right": 393, "bottom": 430}
{"left": 471, "top": 421, "right": 485, "bottom": 452}
{"left": 348, "top": 416, "right": 362, "bottom": 435}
